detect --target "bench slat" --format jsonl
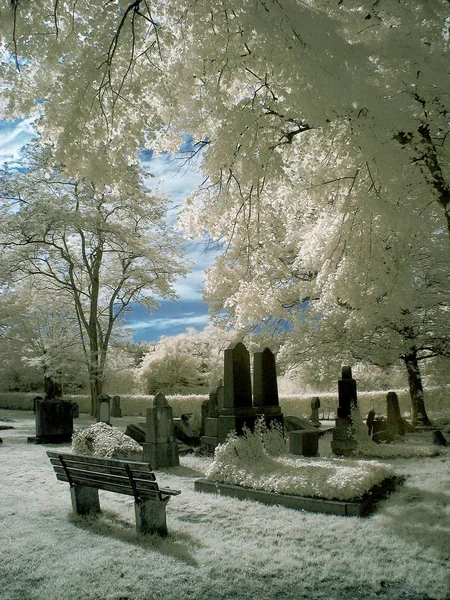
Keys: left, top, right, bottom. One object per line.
{"left": 52, "top": 465, "right": 160, "bottom": 491}
{"left": 54, "top": 473, "right": 164, "bottom": 499}
{"left": 49, "top": 458, "right": 156, "bottom": 481}
{"left": 48, "top": 453, "right": 155, "bottom": 479}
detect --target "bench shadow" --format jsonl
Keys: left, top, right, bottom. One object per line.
{"left": 68, "top": 510, "right": 201, "bottom": 566}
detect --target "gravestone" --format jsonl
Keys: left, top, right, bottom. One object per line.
{"left": 217, "top": 342, "right": 257, "bottom": 443}
{"left": 252, "top": 347, "right": 283, "bottom": 428}
{"left": 125, "top": 423, "right": 146, "bottom": 444}
{"left": 289, "top": 430, "right": 319, "bottom": 457}
{"left": 366, "top": 409, "right": 376, "bottom": 436}
{"left": 310, "top": 397, "right": 321, "bottom": 427}
{"left": 111, "top": 395, "right": 122, "bottom": 418}
{"left": 142, "top": 393, "right": 179, "bottom": 468}
{"left": 28, "top": 398, "right": 73, "bottom": 443}
{"left": 200, "top": 381, "right": 224, "bottom": 450}
{"left": 331, "top": 366, "right": 358, "bottom": 456}
{"left": 72, "top": 402, "right": 79, "bottom": 419}
{"left": 97, "top": 394, "right": 111, "bottom": 424}
{"left": 386, "top": 391, "right": 405, "bottom": 436}
{"left": 33, "top": 396, "right": 43, "bottom": 413}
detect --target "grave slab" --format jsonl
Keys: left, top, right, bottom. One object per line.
{"left": 194, "top": 476, "right": 399, "bottom": 517}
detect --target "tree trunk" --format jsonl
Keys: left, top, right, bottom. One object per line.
{"left": 402, "top": 352, "right": 432, "bottom": 427}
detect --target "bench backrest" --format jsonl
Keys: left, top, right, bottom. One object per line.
{"left": 47, "top": 451, "right": 169, "bottom": 501}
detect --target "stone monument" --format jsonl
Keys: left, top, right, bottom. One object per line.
{"left": 252, "top": 347, "right": 283, "bottom": 429}
{"left": 28, "top": 398, "right": 73, "bottom": 444}
{"left": 110, "top": 395, "right": 122, "bottom": 418}
{"left": 200, "top": 381, "right": 223, "bottom": 450}
{"left": 310, "top": 397, "right": 321, "bottom": 427}
{"left": 217, "top": 342, "right": 257, "bottom": 443}
{"left": 143, "top": 393, "right": 179, "bottom": 468}
{"left": 386, "top": 391, "right": 405, "bottom": 437}
{"left": 97, "top": 394, "right": 111, "bottom": 424}
{"left": 331, "top": 366, "right": 358, "bottom": 456}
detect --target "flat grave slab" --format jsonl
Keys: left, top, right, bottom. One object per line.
{"left": 194, "top": 476, "right": 399, "bottom": 517}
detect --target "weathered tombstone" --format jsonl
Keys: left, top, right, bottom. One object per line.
{"left": 252, "top": 347, "right": 283, "bottom": 428}
{"left": 217, "top": 342, "right": 257, "bottom": 443}
{"left": 72, "top": 402, "right": 79, "bottom": 419}
{"left": 331, "top": 366, "right": 358, "bottom": 456}
{"left": 97, "top": 394, "right": 111, "bottom": 424}
{"left": 142, "top": 393, "right": 179, "bottom": 468}
{"left": 200, "top": 382, "right": 224, "bottom": 450}
{"left": 110, "top": 395, "right": 122, "bottom": 418}
{"left": 386, "top": 391, "right": 405, "bottom": 436}
{"left": 289, "top": 430, "right": 319, "bottom": 457}
{"left": 28, "top": 398, "right": 73, "bottom": 444}
{"left": 367, "top": 408, "right": 376, "bottom": 436}
{"left": 310, "top": 397, "right": 321, "bottom": 427}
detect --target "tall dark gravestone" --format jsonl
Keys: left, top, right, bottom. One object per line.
{"left": 386, "top": 391, "right": 405, "bottom": 437}
{"left": 253, "top": 347, "right": 283, "bottom": 428}
{"left": 331, "top": 366, "right": 358, "bottom": 456}
{"left": 217, "top": 342, "right": 257, "bottom": 443}
{"left": 28, "top": 398, "right": 73, "bottom": 444}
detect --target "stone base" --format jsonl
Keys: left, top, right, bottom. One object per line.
{"left": 142, "top": 441, "right": 179, "bottom": 469}
{"left": 289, "top": 430, "right": 319, "bottom": 457}
{"left": 194, "top": 477, "right": 400, "bottom": 517}
{"left": 217, "top": 413, "right": 257, "bottom": 443}
{"left": 331, "top": 418, "right": 358, "bottom": 456}
{"left": 110, "top": 408, "right": 122, "bottom": 418}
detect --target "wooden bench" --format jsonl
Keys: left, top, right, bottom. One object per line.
{"left": 47, "top": 451, "right": 181, "bottom": 536}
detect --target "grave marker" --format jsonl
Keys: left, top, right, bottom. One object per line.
{"left": 331, "top": 366, "right": 358, "bottom": 456}
{"left": 143, "top": 393, "right": 179, "bottom": 468}
{"left": 253, "top": 347, "right": 283, "bottom": 428}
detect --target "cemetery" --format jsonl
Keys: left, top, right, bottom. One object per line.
{"left": 1, "top": 342, "right": 450, "bottom": 600}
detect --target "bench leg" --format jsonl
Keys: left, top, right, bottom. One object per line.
{"left": 70, "top": 485, "right": 101, "bottom": 515}
{"left": 135, "top": 496, "right": 170, "bottom": 536}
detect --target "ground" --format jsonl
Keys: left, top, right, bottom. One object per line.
{"left": 1, "top": 410, "right": 449, "bottom": 600}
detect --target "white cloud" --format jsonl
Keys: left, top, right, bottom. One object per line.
{"left": 0, "top": 116, "right": 37, "bottom": 166}
{"left": 123, "top": 314, "right": 209, "bottom": 331}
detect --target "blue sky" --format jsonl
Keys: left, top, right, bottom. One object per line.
{"left": 0, "top": 119, "right": 216, "bottom": 343}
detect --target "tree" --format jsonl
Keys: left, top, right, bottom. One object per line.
{"left": 0, "top": 143, "right": 188, "bottom": 413}
{"left": 0, "top": 281, "right": 87, "bottom": 394}
{"left": 138, "top": 324, "right": 235, "bottom": 394}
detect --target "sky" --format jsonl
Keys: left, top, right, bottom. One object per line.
{"left": 0, "top": 118, "right": 217, "bottom": 343}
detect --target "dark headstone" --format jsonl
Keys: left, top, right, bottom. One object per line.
{"left": 331, "top": 366, "right": 358, "bottom": 456}
{"left": 310, "top": 397, "right": 321, "bottom": 427}
{"left": 110, "top": 395, "right": 122, "bottom": 418}
{"left": 223, "top": 342, "right": 253, "bottom": 410}
{"left": 386, "top": 391, "right": 405, "bottom": 436}
{"left": 253, "top": 347, "right": 283, "bottom": 428}
{"left": 217, "top": 342, "right": 257, "bottom": 443}
{"left": 433, "top": 430, "right": 448, "bottom": 447}
{"left": 289, "top": 430, "right": 319, "bottom": 457}
{"left": 71, "top": 402, "right": 79, "bottom": 419}
{"left": 367, "top": 409, "right": 376, "bottom": 436}
{"left": 29, "top": 398, "right": 73, "bottom": 444}
{"left": 200, "top": 382, "right": 224, "bottom": 450}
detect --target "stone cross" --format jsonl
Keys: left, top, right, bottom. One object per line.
{"left": 143, "top": 392, "right": 179, "bottom": 468}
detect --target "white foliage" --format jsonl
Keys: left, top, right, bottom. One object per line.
{"left": 207, "top": 423, "right": 396, "bottom": 501}
{"left": 71, "top": 422, "right": 143, "bottom": 459}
